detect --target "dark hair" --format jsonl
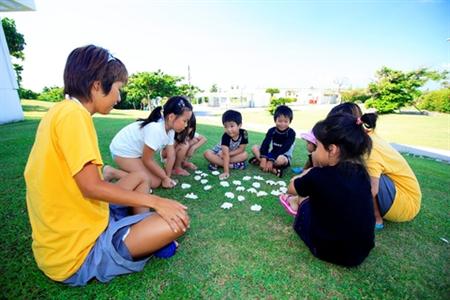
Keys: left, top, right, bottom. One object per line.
{"left": 175, "top": 112, "right": 197, "bottom": 143}
{"left": 273, "top": 105, "right": 293, "bottom": 122}
{"left": 328, "top": 102, "right": 378, "bottom": 130}
{"left": 64, "top": 45, "right": 128, "bottom": 102}
{"left": 312, "top": 113, "right": 372, "bottom": 165}
{"left": 138, "top": 95, "right": 192, "bottom": 128}
{"left": 222, "top": 110, "right": 242, "bottom": 125}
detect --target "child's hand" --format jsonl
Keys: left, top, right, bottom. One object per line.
{"left": 259, "top": 158, "right": 267, "bottom": 170}
{"left": 153, "top": 197, "right": 189, "bottom": 233}
{"left": 264, "top": 161, "right": 273, "bottom": 172}
{"left": 219, "top": 172, "right": 229, "bottom": 180}
{"left": 162, "top": 177, "right": 176, "bottom": 188}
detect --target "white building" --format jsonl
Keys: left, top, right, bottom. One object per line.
{"left": 0, "top": 0, "right": 35, "bottom": 125}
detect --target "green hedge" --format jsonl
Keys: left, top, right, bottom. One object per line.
{"left": 418, "top": 89, "right": 450, "bottom": 113}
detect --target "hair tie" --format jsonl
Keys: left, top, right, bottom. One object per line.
{"left": 356, "top": 117, "right": 363, "bottom": 125}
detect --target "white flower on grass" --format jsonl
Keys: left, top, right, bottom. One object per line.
{"left": 221, "top": 202, "right": 233, "bottom": 209}
{"left": 253, "top": 175, "right": 264, "bottom": 181}
{"left": 276, "top": 181, "right": 287, "bottom": 186}
{"left": 237, "top": 195, "right": 245, "bottom": 202}
{"left": 225, "top": 192, "right": 235, "bottom": 199}
{"left": 266, "top": 180, "right": 276, "bottom": 185}
{"left": 200, "top": 179, "right": 208, "bottom": 184}
{"left": 250, "top": 204, "right": 262, "bottom": 211}
{"left": 185, "top": 193, "right": 198, "bottom": 199}
{"left": 242, "top": 176, "right": 252, "bottom": 181}
{"left": 232, "top": 180, "right": 242, "bottom": 185}
{"left": 279, "top": 187, "right": 288, "bottom": 193}
{"left": 200, "top": 173, "right": 208, "bottom": 177}
{"left": 247, "top": 187, "right": 257, "bottom": 194}
{"left": 204, "top": 185, "right": 212, "bottom": 191}
{"left": 181, "top": 183, "right": 191, "bottom": 189}
{"left": 257, "top": 191, "right": 268, "bottom": 197}
{"left": 194, "top": 175, "right": 202, "bottom": 181}
{"left": 271, "top": 190, "right": 281, "bottom": 196}
{"left": 252, "top": 182, "right": 261, "bottom": 189}
{"left": 236, "top": 186, "right": 245, "bottom": 192}
{"left": 211, "top": 171, "right": 220, "bottom": 176}
{"left": 220, "top": 181, "right": 230, "bottom": 187}
{"left": 195, "top": 170, "right": 203, "bottom": 174}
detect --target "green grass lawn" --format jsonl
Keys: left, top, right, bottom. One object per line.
{"left": 0, "top": 103, "right": 449, "bottom": 298}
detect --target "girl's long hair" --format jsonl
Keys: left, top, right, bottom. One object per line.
{"left": 328, "top": 102, "right": 378, "bottom": 131}
{"left": 175, "top": 113, "right": 197, "bottom": 143}
{"left": 137, "top": 95, "right": 193, "bottom": 128}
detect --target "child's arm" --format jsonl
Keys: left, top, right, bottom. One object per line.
{"left": 142, "top": 145, "right": 175, "bottom": 188}
{"left": 75, "top": 163, "right": 189, "bottom": 232}
{"left": 229, "top": 143, "right": 247, "bottom": 157}
{"left": 164, "top": 145, "right": 176, "bottom": 176}
{"left": 221, "top": 145, "right": 230, "bottom": 179}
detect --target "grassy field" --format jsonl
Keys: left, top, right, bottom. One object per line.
{"left": 0, "top": 101, "right": 449, "bottom": 298}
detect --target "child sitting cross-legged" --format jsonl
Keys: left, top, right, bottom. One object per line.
{"left": 203, "top": 110, "right": 249, "bottom": 180}
{"left": 249, "top": 105, "right": 296, "bottom": 177}
{"left": 282, "top": 113, "right": 375, "bottom": 267}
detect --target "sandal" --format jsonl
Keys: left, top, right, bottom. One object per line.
{"left": 248, "top": 156, "right": 259, "bottom": 165}
{"left": 278, "top": 194, "right": 297, "bottom": 216}
{"left": 273, "top": 168, "right": 283, "bottom": 178}
{"left": 154, "top": 241, "right": 178, "bottom": 259}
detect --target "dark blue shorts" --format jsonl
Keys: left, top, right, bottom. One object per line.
{"left": 377, "top": 174, "right": 396, "bottom": 216}
{"left": 293, "top": 198, "right": 316, "bottom": 254}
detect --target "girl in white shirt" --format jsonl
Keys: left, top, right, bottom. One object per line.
{"left": 110, "top": 96, "right": 193, "bottom": 188}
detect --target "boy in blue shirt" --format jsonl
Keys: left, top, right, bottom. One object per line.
{"left": 249, "top": 105, "right": 296, "bottom": 177}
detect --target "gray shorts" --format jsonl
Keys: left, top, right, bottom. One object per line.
{"left": 377, "top": 174, "right": 396, "bottom": 216}
{"left": 63, "top": 205, "right": 153, "bottom": 286}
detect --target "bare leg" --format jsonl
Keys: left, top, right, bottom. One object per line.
{"left": 115, "top": 171, "right": 152, "bottom": 214}
{"left": 373, "top": 196, "right": 384, "bottom": 225}
{"left": 114, "top": 156, "right": 162, "bottom": 189}
{"left": 172, "top": 143, "right": 190, "bottom": 176}
{"left": 103, "top": 165, "right": 129, "bottom": 182}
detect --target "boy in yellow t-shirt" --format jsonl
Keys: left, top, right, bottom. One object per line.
{"left": 25, "top": 45, "right": 190, "bottom": 286}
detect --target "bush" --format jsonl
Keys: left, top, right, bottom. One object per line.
{"left": 268, "top": 97, "right": 296, "bottom": 115}
{"left": 38, "top": 86, "right": 64, "bottom": 102}
{"left": 340, "top": 88, "right": 370, "bottom": 103}
{"left": 418, "top": 89, "right": 450, "bottom": 113}
{"left": 18, "top": 87, "right": 39, "bottom": 99}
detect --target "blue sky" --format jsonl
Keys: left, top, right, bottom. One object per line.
{"left": 1, "top": 0, "right": 448, "bottom": 92}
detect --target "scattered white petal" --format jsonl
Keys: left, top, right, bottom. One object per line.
{"left": 232, "top": 180, "right": 242, "bottom": 185}
{"left": 195, "top": 170, "right": 203, "bottom": 174}
{"left": 276, "top": 181, "right": 287, "bottom": 186}
{"left": 184, "top": 192, "right": 198, "bottom": 199}
{"left": 225, "top": 192, "right": 235, "bottom": 199}
{"left": 253, "top": 175, "right": 264, "bottom": 181}
{"left": 200, "top": 173, "right": 208, "bottom": 177}
{"left": 200, "top": 179, "right": 208, "bottom": 184}
{"left": 279, "top": 187, "right": 288, "bottom": 193}
{"left": 440, "top": 237, "right": 449, "bottom": 244}
{"left": 237, "top": 195, "right": 245, "bottom": 202}
{"left": 266, "top": 180, "right": 276, "bottom": 185}
{"left": 236, "top": 186, "right": 245, "bottom": 192}
{"left": 220, "top": 181, "right": 230, "bottom": 187}
{"left": 252, "top": 182, "right": 261, "bottom": 189}
{"left": 247, "top": 187, "right": 257, "bottom": 194}
{"left": 221, "top": 202, "right": 233, "bottom": 209}
{"left": 257, "top": 191, "right": 268, "bottom": 197}
{"left": 250, "top": 204, "right": 262, "bottom": 211}
{"left": 181, "top": 183, "right": 191, "bottom": 189}
{"left": 242, "top": 176, "right": 252, "bottom": 181}
{"left": 204, "top": 185, "right": 212, "bottom": 191}
{"left": 194, "top": 175, "right": 202, "bottom": 181}
{"left": 271, "top": 190, "right": 281, "bottom": 196}
{"left": 211, "top": 171, "right": 220, "bottom": 176}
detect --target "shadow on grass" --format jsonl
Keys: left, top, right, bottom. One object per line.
{"left": 22, "top": 105, "right": 49, "bottom": 112}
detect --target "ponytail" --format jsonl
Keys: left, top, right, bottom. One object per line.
{"left": 360, "top": 113, "right": 378, "bottom": 130}
{"left": 137, "top": 106, "right": 163, "bottom": 128}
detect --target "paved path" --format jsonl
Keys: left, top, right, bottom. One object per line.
{"left": 194, "top": 105, "right": 450, "bottom": 163}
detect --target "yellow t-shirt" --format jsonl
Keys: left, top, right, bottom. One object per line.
{"left": 24, "top": 100, "right": 109, "bottom": 281}
{"left": 366, "top": 132, "right": 421, "bottom": 222}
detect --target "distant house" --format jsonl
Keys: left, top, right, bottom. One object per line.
{"left": 196, "top": 86, "right": 340, "bottom": 108}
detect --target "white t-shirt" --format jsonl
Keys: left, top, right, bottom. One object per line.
{"left": 110, "top": 119, "right": 175, "bottom": 158}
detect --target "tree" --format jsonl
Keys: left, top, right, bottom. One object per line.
{"left": 210, "top": 84, "right": 218, "bottom": 93}
{"left": 2, "top": 17, "right": 26, "bottom": 86}
{"left": 37, "top": 86, "right": 64, "bottom": 102}
{"left": 365, "top": 67, "right": 448, "bottom": 114}
{"left": 265, "top": 88, "right": 280, "bottom": 99}
{"left": 268, "top": 97, "right": 296, "bottom": 115}
{"left": 340, "top": 88, "right": 370, "bottom": 103}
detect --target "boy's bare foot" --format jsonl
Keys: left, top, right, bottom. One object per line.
{"left": 182, "top": 161, "right": 197, "bottom": 170}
